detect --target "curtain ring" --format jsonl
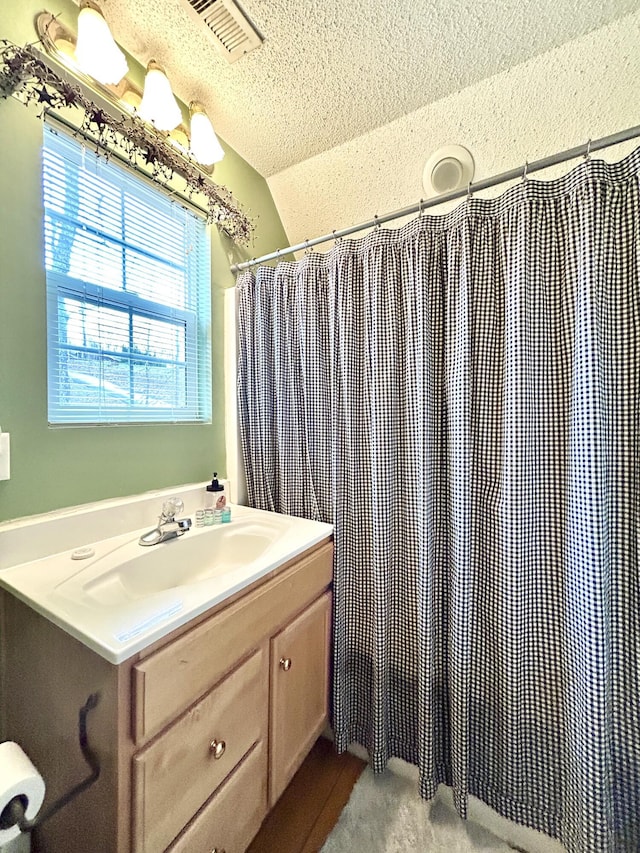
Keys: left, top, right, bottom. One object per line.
{"left": 467, "top": 181, "right": 473, "bottom": 202}
{"left": 304, "top": 238, "right": 311, "bottom": 254}
{"left": 584, "top": 138, "right": 592, "bottom": 160}
{"left": 522, "top": 160, "right": 528, "bottom": 182}
{"left": 374, "top": 214, "right": 380, "bottom": 230}
{"left": 418, "top": 198, "right": 424, "bottom": 216}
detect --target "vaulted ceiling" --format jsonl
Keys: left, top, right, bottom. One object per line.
{"left": 101, "top": 0, "right": 639, "bottom": 177}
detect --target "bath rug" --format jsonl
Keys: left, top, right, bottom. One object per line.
{"left": 320, "top": 767, "right": 517, "bottom": 852}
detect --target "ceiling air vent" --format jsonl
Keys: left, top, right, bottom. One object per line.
{"left": 184, "top": 0, "right": 264, "bottom": 63}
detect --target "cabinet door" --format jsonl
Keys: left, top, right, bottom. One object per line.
{"left": 269, "top": 592, "right": 331, "bottom": 805}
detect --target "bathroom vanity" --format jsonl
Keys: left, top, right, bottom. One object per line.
{"left": 0, "top": 486, "right": 333, "bottom": 853}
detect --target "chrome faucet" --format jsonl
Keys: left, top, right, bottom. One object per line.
{"left": 139, "top": 497, "right": 192, "bottom": 546}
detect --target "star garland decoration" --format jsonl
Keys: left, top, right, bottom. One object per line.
{"left": 0, "top": 39, "right": 253, "bottom": 244}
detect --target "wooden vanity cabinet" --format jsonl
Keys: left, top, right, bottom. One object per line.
{"left": 0, "top": 538, "right": 333, "bottom": 853}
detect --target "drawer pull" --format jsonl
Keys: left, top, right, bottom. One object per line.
{"left": 279, "top": 657, "right": 292, "bottom": 671}
{"left": 209, "top": 738, "right": 226, "bottom": 759}
{"left": 211, "top": 849, "right": 226, "bottom": 853}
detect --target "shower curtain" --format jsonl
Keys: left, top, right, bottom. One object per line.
{"left": 237, "top": 150, "right": 640, "bottom": 853}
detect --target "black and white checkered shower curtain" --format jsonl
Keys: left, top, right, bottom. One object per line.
{"left": 237, "top": 150, "right": 639, "bottom": 852}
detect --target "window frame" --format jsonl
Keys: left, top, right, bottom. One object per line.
{"left": 42, "top": 123, "right": 212, "bottom": 427}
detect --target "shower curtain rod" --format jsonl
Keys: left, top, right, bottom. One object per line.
{"left": 230, "top": 123, "right": 640, "bottom": 273}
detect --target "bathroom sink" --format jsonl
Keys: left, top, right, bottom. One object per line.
{"left": 0, "top": 491, "right": 333, "bottom": 663}
{"left": 57, "top": 518, "right": 285, "bottom": 606}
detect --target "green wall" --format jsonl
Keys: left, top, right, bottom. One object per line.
{"left": 0, "top": 0, "right": 288, "bottom": 522}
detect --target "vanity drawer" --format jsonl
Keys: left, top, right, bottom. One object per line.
{"left": 167, "top": 740, "right": 268, "bottom": 853}
{"left": 132, "top": 541, "right": 333, "bottom": 742}
{"left": 132, "top": 646, "right": 268, "bottom": 853}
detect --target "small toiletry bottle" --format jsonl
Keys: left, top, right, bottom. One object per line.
{"left": 221, "top": 505, "right": 231, "bottom": 523}
{"left": 205, "top": 472, "right": 225, "bottom": 508}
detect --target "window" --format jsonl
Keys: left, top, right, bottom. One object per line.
{"left": 42, "top": 124, "right": 212, "bottom": 425}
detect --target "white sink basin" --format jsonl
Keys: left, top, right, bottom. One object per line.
{"left": 0, "top": 498, "right": 333, "bottom": 663}
{"left": 62, "top": 519, "right": 285, "bottom": 605}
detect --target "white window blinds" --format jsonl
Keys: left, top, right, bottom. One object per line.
{"left": 43, "top": 124, "right": 212, "bottom": 425}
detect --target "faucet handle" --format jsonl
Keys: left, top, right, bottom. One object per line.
{"left": 161, "top": 496, "right": 184, "bottom": 520}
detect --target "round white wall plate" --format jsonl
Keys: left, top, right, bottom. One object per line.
{"left": 423, "top": 144, "right": 475, "bottom": 197}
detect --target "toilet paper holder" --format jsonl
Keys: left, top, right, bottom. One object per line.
{"left": 0, "top": 692, "right": 101, "bottom": 835}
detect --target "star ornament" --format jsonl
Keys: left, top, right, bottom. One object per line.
{"left": 6, "top": 54, "right": 26, "bottom": 74}
{"left": 89, "top": 108, "right": 109, "bottom": 129}
{"left": 60, "top": 84, "right": 82, "bottom": 108}
{"left": 143, "top": 145, "right": 159, "bottom": 166}
{"left": 37, "top": 86, "right": 55, "bottom": 106}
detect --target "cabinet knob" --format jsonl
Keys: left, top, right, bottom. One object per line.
{"left": 279, "top": 657, "right": 292, "bottom": 671}
{"left": 209, "top": 738, "right": 226, "bottom": 759}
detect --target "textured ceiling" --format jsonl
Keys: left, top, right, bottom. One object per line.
{"left": 97, "top": 0, "right": 639, "bottom": 177}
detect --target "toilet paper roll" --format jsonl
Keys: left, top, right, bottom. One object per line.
{"left": 0, "top": 742, "right": 46, "bottom": 843}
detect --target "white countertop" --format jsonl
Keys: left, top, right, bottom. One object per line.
{"left": 0, "top": 486, "right": 333, "bottom": 664}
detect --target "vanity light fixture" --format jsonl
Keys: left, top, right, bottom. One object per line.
{"left": 1, "top": 37, "right": 250, "bottom": 241}
{"left": 74, "top": 0, "right": 128, "bottom": 85}
{"left": 35, "top": 6, "right": 226, "bottom": 169}
{"left": 138, "top": 60, "right": 182, "bottom": 132}
{"left": 189, "top": 101, "right": 225, "bottom": 166}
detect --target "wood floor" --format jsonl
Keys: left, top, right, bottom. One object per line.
{"left": 248, "top": 736, "right": 367, "bottom": 853}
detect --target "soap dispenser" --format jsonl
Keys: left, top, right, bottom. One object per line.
{"left": 205, "top": 472, "right": 226, "bottom": 511}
